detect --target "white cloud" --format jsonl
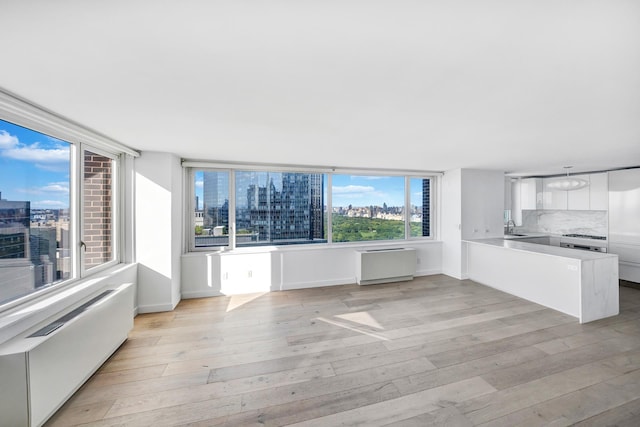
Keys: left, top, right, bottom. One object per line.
{"left": 3, "top": 143, "right": 69, "bottom": 163}
{"left": 35, "top": 200, "right": 67, "bottom": 208}
{"left": 0, "top": 130, "right": 19, "bottom": 149}
{"left": 195, "top": 180, "right": 203, "bottom": 188}
{"left": 18, "top": 182, "right": 70, "bottom": 195}
{"left": 355, "top": 176, "right": 387, "bottom": 181}
{"left": 332, "top": 185, "right": 375, "bottom": 194}
{"left": 41, "top": 183, "right": 69, "bottom": 193}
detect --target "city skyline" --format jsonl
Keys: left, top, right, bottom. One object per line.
{"left": 0, "top": 119, "right": 70, "bottom": 209}
{"left": 195, "top": 173, "right": 422, "bottom": 209}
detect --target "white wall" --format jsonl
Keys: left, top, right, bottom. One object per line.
{"left": 135, "top": 152, "right": 182, "bottom": 312}
{"left": 181, "top": 242, "right": 442, "bottom": 298}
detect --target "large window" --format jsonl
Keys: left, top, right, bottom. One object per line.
{"left": 0, "top": 118, "right": 120, "bottom": 307}
{"left": 189, "top": 168, "right": 434, "bottom": 249}
{"left": 331, "top": 174, "right": 405, "bottom": 243}
{"left": 235, "top": 171, "right": 325, "bottom": 246}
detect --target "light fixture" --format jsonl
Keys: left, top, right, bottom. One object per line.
{"left": 546, "top": 166, "right": 589, "bottom": 191}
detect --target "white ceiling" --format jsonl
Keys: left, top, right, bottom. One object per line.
{"left": 2, "top": 1, "right": 640, "bottom": 176}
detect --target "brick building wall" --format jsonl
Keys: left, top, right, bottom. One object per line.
{"left": 83, "top": 151, "right": 113, "bottom": 268}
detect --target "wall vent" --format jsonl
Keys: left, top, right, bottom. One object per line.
{"left": 28, "top": 290, "right": 114, "bottom": 338}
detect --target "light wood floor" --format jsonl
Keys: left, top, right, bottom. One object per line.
{"left": 46, "top": 275, "right": 640, "bottom": 426}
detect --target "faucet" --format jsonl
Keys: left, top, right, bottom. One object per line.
{"left": 506, "top": 219, "right": 516, "bottom": 235}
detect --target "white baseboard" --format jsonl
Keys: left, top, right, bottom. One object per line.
{"left": 182, "top": 290, "right": 224, "bottom": 299}
{"left": 137, "top": 303, "right": 177, "bottom": 313}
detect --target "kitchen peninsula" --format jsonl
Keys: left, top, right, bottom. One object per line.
{"left": 464, "top": 238, "right": 619, "bottom": 323}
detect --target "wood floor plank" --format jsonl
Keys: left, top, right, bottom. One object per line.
{"left": 285, "top": 377, "right": 495, "bottom": 427}
{"left": 45, "top": 276, "right": 640, "bottom": 427}
{"left": 183, "top": 381, "right": 402, "bottom": 427}
{"left": 104, "top": 363, "right": 336, "bottom": 418}
{"left": 206, "top": 342, "right": 388, "bottom": 383}
{"left": 458, "top": 358, "right": 626, "bottom": 424}
{"left": 238, "top": 357, "right": 437, "bottom": 413}
{"left": 383, "top": 406, "right": 473, "bottom": 427}
{"left": 479, "top": 367, "right": 640, "bottom": 426}
{"left": 482, "top": 335, "right": 640, "bottom": 390}
{"left": 573, "top": 397, "right": 640, "bottom": 427}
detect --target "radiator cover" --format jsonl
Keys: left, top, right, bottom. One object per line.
{"left": 355, "top": 248, "right": 417, "bottom": 285}
{"left": 0, "top": 282, "right": 134, "bottom": 427}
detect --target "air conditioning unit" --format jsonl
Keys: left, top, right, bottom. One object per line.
{"left": 355, "top": 248, "right": 417, "bottom": 285}
{"left": 0, "top": 282, "right": 134, "bottom": 427}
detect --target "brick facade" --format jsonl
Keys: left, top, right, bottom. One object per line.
{"left": 83, "top": 152, "right": 113, "bottom": 268}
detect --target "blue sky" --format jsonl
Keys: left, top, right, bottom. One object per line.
{"left": 331, "top": 175, "right": 405, "bottom": 207}
{"left": 0, "top": 119, "right": 70, "bottom": 209}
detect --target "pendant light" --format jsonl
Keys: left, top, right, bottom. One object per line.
{"left": 546, "top": 166, "right": 589, "bottom": 190}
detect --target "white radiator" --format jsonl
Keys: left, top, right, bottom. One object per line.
{"left": 355, "top": 248, "right": 417, "bottom": 285}
{"left": 0, "top": 282, "right": 134, "bottom": 427}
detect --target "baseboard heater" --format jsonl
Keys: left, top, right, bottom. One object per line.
{"left": 355, "top": 248, "right": 417, "bottom": 285}
{"left": 0, "top": 282, "right": 135, "bottom": 427}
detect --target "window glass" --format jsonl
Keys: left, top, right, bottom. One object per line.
{"left": 235, "top": 171, "right": 325, "bottom": 246}
{"left": 196, "top": 170, "right": 230, "bottom": 247}
{"left": 331, "top": 174, "right": 405, "bottom": 242}
{"left": 0, "top": 119, "right": 71, "bottom": 305}
{"left": 410, "top": 177, "right": 431, "bottom": 237}
{"left": 83, "top": 150, "right": 115, "bottom": 269}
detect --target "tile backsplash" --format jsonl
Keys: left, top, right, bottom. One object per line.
{"left": 522, "top": 210, "right": 608, "bottom": 236}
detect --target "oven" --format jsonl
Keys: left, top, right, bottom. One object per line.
{"left": 560, "top": 233, "right": 608, "bottom": 253}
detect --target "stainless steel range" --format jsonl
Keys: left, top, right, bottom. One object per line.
{"left": 560, "top": 233, "right": 608, "bottom": 253}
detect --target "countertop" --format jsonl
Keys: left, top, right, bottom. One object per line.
{"left": 502, "top": 232, "right": 551, "bottom": 240}
{"left": 464, "top": 238, "right": 618, "bottom": 261}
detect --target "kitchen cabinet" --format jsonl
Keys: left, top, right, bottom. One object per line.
{"left": 589, "top": 172, "right": 608, "bottom": 210}
{"left": 543, "top": 180, "right": 568, "bottom": 210}
{"left": 520, "top": 178, "right": 543, "bottom": 210}
{"left": 543, "top": 172, "right": 608, "bottom": 211}
{"left": 608, "top": 168, "right": 640, "bottom": 283}
{"left": 567, "top": 174, "right": 590, "bottom": 210}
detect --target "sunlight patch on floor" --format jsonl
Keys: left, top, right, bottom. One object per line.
{"left": 316, "top": 316, "right": 390, "bottom": 341}
{"left": 335, "top": 311, "right": 384, "bottom": 330}
{"left": 226, "top": 292, "right": 267, "bottom": 312}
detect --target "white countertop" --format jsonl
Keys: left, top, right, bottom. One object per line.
{"left": 465, "top": 238, "right": 618, "bottom": 261}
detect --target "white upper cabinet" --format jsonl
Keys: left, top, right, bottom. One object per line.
{"left": 589, "top": 172, "right": 608, "bottom": 211}
{"left": 567, "top": 174, "right": 590, "bottom": 210}
{"left": 543, "top": 173, "right": 608, "bottom": 211}
{"left": 520, "top": 178, "right": 543, "bottom": 210}
{"left": 543, "top": 180, "right": 568, "bottom": 210}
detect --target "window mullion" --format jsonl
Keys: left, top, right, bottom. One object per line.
{"left": 405, "top": 176, "right": 410, "bottom": 239}
{"left": 229, "top": 171, "right": 236, "bottom": 250}
{"left": 326, "top": 174, "right": 332, "bottom": 244}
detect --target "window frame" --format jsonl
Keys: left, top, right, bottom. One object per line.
{"left": 0, "top": 89, "right": 135, "bottom": 313}
{"left": 79, "top": 145, "right": 120, "bottom": 277}
{"left": 188, "top": 167, "right": 232, "bottom": 251}
{"left": 186, "top": 165, "right": 437, "bottom": 252}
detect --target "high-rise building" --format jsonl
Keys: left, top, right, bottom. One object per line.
{"left": 202, "top": 172, "right": 229, "bottom": 229}
{"left": 422, "top": 179, "right": 430, "bottom": 236}
{"left": 0, "top": 197, "right": 31, "bottom": 259}
{"left": 244, "top": 173, "right": 324, "bottom": 243}
{"left": 0, "top": 195, "right": 35, "bottom": 297}
{"left": 30, "top": 227, "right": 58, "bottom": 287}
{"left": 201, "top": 172, "right": 324, "bottom": 245}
